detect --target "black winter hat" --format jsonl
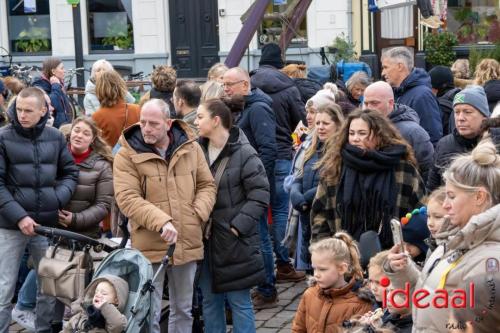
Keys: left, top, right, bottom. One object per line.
{"left": 259, "top": 43, "right": 284, "bottom": 69}
{"left": 429, "top": 65, "right": 454, "bottom": 90}
{"left": 402, "top": 213, "right": 430, "bottom": 256}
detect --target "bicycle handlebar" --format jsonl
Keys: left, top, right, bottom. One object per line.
{"left": 34, "top": 225, "right": 116, "bottom": 253}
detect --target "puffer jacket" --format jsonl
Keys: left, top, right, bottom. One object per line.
{"left": 199, "top": 127, "right": 269, "bottom": 293}
{"left": 239, "top": 88, "right": 277, "bottom": 180}
{"left": 384, "top": 204, "right": 500, "bottom": 333}
{"left": 63, "top": 275, "right": 128, "bottom": 333}
{"left": 484, "top": 79, "right": 500, "bottom": 113}
{"left": 389, "top": 104, "right": 434, "bottom": 181}
{"left": 292, "top": 278, "right": 372, "bottom": 333}
{"left": 436, "top": 87, "right": 460, "bottom": 136}
{"left": 250, "top": 65, "right": 306, "bottom": 160}
{"left": 33, "top": 75, "right": 73, "bottom": 128}
{"left": 394, "top": 68, "right": 443, "bottom": 145}
{"left": 84, "top": 79, "right": 135, "bottom": 116}
{"left": 0, "top": 102, "right": 78, "bottom": 229}
{"left": 293, "top": 78, "right": 322, "bottom": 104}
{"left": 113, "top": 121, "right": 216, "bottom": 264}
{"left": 426, "top": 129, "right": 479, "bottom": 191}
{"left": 63, "top": 151, "right": 113, "bottom": 238}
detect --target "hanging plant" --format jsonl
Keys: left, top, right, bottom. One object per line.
{"left": 424, "top": 31, "right": 458, "bottom": 67}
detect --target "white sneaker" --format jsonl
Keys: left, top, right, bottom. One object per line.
{"left": 11, "top": 307, "right": 36, "bottom": 332}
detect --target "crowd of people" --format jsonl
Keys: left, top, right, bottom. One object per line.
{"left": 0, "top": 43, "right": 498, "bottom": 333}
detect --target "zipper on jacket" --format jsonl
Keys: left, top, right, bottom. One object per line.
{"left": 33, "top": 139, "right": 41, "bottom": 220}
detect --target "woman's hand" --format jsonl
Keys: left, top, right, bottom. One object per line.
{"left": 387, "top": 243, "right": 410, "bottom": 272}
{"left": 58, "top": 210, "right": 73, "bottom": 227}
{"left": 49, "top": 76, "right": 61, "bottom": 85}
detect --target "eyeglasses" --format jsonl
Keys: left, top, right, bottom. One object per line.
{"left": 222, "top": 80, "right": 245, "bottom": 88}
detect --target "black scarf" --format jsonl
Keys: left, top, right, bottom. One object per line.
{"left": 452, "top": 128, "right": 479, "bottom": 149}
{"left": 336, "top": 144, "right": 407, "bottom": 248}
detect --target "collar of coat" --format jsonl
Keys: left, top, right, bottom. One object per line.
{"left": 446, "top": 204, "right": 500, "bottom": 252}
{"left": 310, "top": 277, "right": 359, "bottom": 299}
{"left": 119, "top": 119, "right": 196, "bottom": 163}
{"left": 8, "top": 98, "right": 50, "bottom": 139}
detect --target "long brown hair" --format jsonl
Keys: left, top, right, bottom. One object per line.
{"left": 95, "top": 70, "right": 127, "bottom": 108}
{"left": 69, "top": 116, "right": 113, "bottom": 163}
{"left": 318, "top": 108, "right": 416, "bottom": 186}
{"left": 41, "top": 57, "right": 62, "bottom": 79}
{"left": 302, "top": 103, "right": 344, "bottom": 166}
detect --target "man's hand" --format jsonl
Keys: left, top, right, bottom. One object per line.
{"left": 387, "top": 243, "right": 410, "bottom": 272}
{"left": 58, "top": 210, "right": 73, "bottom": 227}
{"left": 17, "top": 216, "right": 38, "bottom": 236}
{"left": 161, "top": 222, "right": 178, "bottom": 244}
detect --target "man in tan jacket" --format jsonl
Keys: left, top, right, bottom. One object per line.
{"left": 113, "top": 98, "right": 216, "bottom": 333}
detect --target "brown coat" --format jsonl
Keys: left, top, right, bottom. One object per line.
{"left": 292, "top": 279, "right": 372, "bottom": 333}
{"left": 63, "top": 152, "right": 113, "bottom": 238}
{"left": 92, "top": 101, "right": 141, "bottom": 147}
{"left": 113, "top": 121, "right": 216, "bottom": 264}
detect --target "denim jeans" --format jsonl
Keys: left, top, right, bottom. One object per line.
{"left": 16, "top": 269, "right": 37, "bottom": 311}
{"left": 257, "top": 215, "right": 276, "bottom": 297}
{"left": 271, "top": 159, "right": 292, "bottom": 264}
{"left": 0, "top": 229, "right": 55, "bottom": 333}
{"left": 150, "top": 261, "right": 197, "bottom": 333}
{"left": 199, "top": 256, "right": 255, "bottom": 333}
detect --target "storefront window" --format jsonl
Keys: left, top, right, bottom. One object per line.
{"left": 7, "top": 0, "right": 52, "bottom": 54}
{"left": 87, "top": 0, "right": 134, "bottom": 52}
{"left": 447, "top": 0, "right": 500, "bottom": 44}
{"left": 258, "top": 1, "right": 308, "bottom": 47}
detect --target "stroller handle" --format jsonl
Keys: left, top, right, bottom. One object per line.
{"left": 34, "top": 225, "right": 116, "bottom": 253}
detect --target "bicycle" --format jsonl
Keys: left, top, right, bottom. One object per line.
{"left": 124, "top": 71, "right": 151, "bottom": 103}
{"left": 0, "top": 47, "right": 12, "bottom": 77}
{"left": 64, "top": 67, "right": 89, "bottom": 119}
{"left": 9, "top": 64, "right": 41, "bottom": 87}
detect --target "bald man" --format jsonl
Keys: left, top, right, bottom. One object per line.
{"left": 363, "top": 81, "right": 434, "bottom": 181}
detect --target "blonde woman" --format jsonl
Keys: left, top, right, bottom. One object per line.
{"left": 473, "top": 58, "right": 500, "bottom": 86}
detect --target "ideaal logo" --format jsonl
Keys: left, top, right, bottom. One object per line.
{"left": 379, "top": 276, "right": 475, "bottom": 309}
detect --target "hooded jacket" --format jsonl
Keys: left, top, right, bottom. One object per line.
{"left": 389, "top": 104, "right": 434, "bottom": 181}
{"left": 32, "top": 76, "right": 73, "bottom": 128}
{"left": 384, "top": 204, "right": 500, "bottom": 333}
{"left": 113, "top": 121, "right": 216, "bottom": 264}
{"left": 0, "top": 102, "right": 78, "bottom": 229}
{"left": 250, "top": 65, "right": 307, "bottom": 160}
{"left": 63, "top": 275, "right": 129, "bottom": 333}
{"left": 484, "top": 79, "right": 500, "bottom": 113}
{"left": 199, "top": 127, "right": 269, "bottom": 293}
{"left": 293, "top": 78, "right": 322, "bottom": 105}
{"left": 84, "top": 79, "right": 136, "bottom": 116}
{"left": 437, "top": 87, "right": 460, "bottom": 136}
{"left": 394, "top": 68, "right": 443, "bottom": 145}
{"left": 292, "top": 278, "right": 372, "bottom": 333}
{"left": 238, "top": 88, "right": 277, "bottom": 180}
{"left": 426, "top": 129, "right": 479, "bottom": 191}
{"left": 63, "top": 151, "right": 113, "bottom": 239}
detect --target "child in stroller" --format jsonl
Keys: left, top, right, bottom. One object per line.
{"left": 63, "top": 275, "right": 129, "bottom": 332}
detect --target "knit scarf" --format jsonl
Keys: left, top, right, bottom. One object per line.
{"left": 336, "top": 144, "right": 407, "bottom": 247}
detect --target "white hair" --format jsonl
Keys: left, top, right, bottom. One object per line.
{"left": 382, "top": 47, "right": 414, "bottom": 70}
{"left": 90, "top": 59, "right": 114, "bottom": 79}
{"left": 142, "top": 98, "right": 171, "bottom": 119}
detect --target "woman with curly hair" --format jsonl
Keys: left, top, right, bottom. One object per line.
{"left": 311, "top": 109, "right": 425, "bottom": 249}
{"left": 474, "top": 59, "right": 500, "bottom": 113}
{"left": 92, "top": 70, "right": 140, "bottom": 147}
{"left": 139, "top": 65, "right": 177, "bottom": 117}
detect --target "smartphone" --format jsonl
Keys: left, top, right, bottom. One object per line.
{"left": 390, "top": 219, "right": 405, "bottom": 252}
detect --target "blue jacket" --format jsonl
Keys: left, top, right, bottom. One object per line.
{"left": 33, "top": 76, "right": 73, "bottom": 128}
{"left": 394, "top": 68, "right": 443, "bottom": 145}
{"left": 250, "top": 66, "right": 306, "bottom": 160}
{"left": 238, "top": 88, "right": 277, "bottom": 181}
{"left": 389, "top": 104, "right": 434, "bottom": 182}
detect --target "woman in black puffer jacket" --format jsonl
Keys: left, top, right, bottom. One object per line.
{"left": 196, "top": 96, "right": 270, "bottom": 333}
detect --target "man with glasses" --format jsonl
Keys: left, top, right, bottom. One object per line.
{"left": 223, "top": 67, "right": 279, "bottom": 308}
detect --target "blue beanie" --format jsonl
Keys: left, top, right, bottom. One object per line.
{"left": 402, "top": 213, "right": 430, "bottom": 255}
{"left": 453, "top": 85, "right": 490, "bottom": 118}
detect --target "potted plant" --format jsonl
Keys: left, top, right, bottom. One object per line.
{"left": 423, "top": 31, "right": 458, "bottom": 67}
{"left": 102, "top": 22, "right": 134, "bottom": 51}
{"left": 14, "top": 27, "right": 50, "bottom": 53}
{"left": 327, "top": 33, "right": 357, "bottom": 62}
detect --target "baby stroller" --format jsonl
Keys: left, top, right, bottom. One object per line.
{"left": 34, "top": 225, "right": 174, "bottom": 333}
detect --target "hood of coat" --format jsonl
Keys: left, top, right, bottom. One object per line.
{"left": 245, "top": 87, "right": 273, "bottom": 108}
{"left": 119, "top": 119, "right": 195, "bottom": 157}
{"left": 85, "top": 79, "right": 95, "bottom": 95}
{"left": 83, "top": 275, "right": 129, "bottom": 312}
{"left": 32, "top": 75, "right": 54, "bottom": 94}
{"left": 7, "top": 97, "right": 50, "bottom": 139}
{"left": 389, "top": 103, "right": 421, "bottom": 124}
{"left": 447, "top": 204, "right": 500, "bottom": 252}
{"left": 250, "top": 65, "right": 295, "bottom": 94}
{"left": 484, "top": 79, "right": 500, "bottom": 112}
{"left": 395, "top": 68, "right": 432, "bottom": 95}
{"left": 198, "top": 126, "right": 252, "bottom": 165}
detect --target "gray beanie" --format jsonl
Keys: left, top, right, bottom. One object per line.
{"left": 453, "top": 85, "right": 491, "bottom": 118}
